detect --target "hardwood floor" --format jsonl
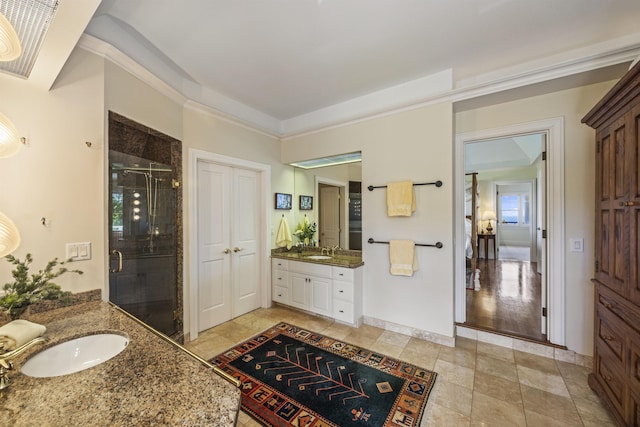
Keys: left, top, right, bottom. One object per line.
{"left": 465, "top": 257, "right": 545, "bottom": 342}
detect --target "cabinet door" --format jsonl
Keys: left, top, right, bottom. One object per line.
{"left": 627, "top": 104, "right": 640, "bottom": 305}
{"left": 310, "top": 276, "right": 332, "bottom": 316}
{"left": 289, "top": 273, "right": 310, "bottom": 310}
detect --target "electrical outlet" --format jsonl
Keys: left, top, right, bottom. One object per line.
{"left": 569, "top": 238, "right": 583, "bottom": 253}
{"left": 66, "top": 242, "right": 91, "bottom": 261}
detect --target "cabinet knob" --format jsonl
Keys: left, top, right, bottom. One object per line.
{"left": 339, "top": 310, "right": 344, "bottom": 313}
{"left": 602, "top": 335, "right": 614, "bottom": 341}
{"left": 604, "top": 375, "right": 613, "bottom": 382}
{"left": 339, "top": 290, "right": 344, "bottom": 293}
{"left": 619, "top": 201, "right": 636, "bottom": 207}
{"left": 278, "top": 294, "right": 282, "bottom": 297}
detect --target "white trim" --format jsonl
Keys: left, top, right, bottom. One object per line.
{"left": 187, "top": 149, "right": 271, "bottom": 341}
{"left": 454, "top": 117, "right": 565, "bottom": 346}
{"left": 315, "top": 176, "right": 349, "bottom": 249}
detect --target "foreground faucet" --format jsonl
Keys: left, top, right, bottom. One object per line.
{"left": 0, "top": 337, "right": 45, "bottom": 390}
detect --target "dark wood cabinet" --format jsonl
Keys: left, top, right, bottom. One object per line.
{"left": 583, "top": 61, "right": 640, "bottom": 426}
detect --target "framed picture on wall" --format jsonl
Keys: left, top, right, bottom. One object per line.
{"left": 299, "top": 195, "right": 313, "bottom": 210}
{"left": 275, "top": 193, "right": 292, "bottom": 210}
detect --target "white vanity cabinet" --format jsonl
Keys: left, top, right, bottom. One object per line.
{"left": 271, "top": 257, "right": 363, "bottom": 326}
{"left": 332, "top": 266, "right": 363, "bottom": 326}
{"left": 271, "top": 259, "right": 289, "bottom": 304}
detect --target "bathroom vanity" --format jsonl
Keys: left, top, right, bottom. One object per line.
{"left": 271, "top": 250, "right": 364, "bottom": 326}
{"left": 2, "top": 300, "right": 240, "bottom": 426}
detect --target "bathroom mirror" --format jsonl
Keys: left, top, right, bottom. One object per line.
{"left": 291, "top": 153, "right": 362, "bottom": 250}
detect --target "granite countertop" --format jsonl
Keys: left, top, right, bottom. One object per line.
{"left": 271, "top": 248, "right": 364, "bottom": 268}
{"left": 1, "top": 301, "right": 240, "bottom": 426}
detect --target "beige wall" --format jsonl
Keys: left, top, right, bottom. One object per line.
{"left": 283, "top": 103, "right": 455, "bottom": 338}
{"left": 456, "top": 79, "right": 617, "bottom": 355}
{"left": 0, "top": 48, "right": 105, "bottom": 294}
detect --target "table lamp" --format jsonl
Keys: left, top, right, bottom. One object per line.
{"left": 482, "top": 210, "right": 497, "bottom": 234}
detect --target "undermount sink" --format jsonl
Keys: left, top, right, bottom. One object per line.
{"left": 21, "top": 333, "right": 129, "bottom": 378}
{"left": 306, "top": 255, "right": 332, "bottom": 260}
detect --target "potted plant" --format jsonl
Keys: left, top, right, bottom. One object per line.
{"left": 294, "top": 217, "right": 317, "bottom": 246}
{"left": 0, "top": 254, "right": 82, "bottom": 319}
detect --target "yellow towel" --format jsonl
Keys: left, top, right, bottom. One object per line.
{"left": 276, "top": 216, "right": 293, "bottom": 250}
{"left": 387, "top": 181, "right": 415, "bottom": 216}
{"left": 0, "top": 319, "right": 46, "bottom": 350}
{"left": 389, "top": 240, "right": 418, "bottom": 276}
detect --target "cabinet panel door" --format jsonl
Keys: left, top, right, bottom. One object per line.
{"left": 289, "top": 273, "right": 309, "bottom": 310}
{"left": 628, "top": 105, "right": 640, "bottom": 305}
{"left": 310, "top": 277, "right": 332, "bottom": 316}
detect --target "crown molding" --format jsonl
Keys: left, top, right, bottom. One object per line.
{"left": 78, "top": 32, "right": 640, "bottom": 139}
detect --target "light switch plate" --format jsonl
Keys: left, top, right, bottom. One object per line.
{"left": 569, "top": 238, "right": 583, "bottom": 253}
{"left": 66, "top": 242, "right": 91, "bottom": 261}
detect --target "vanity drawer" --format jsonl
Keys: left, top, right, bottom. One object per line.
{"left": 272, "top": 258, "right": 288, "bottom": 270}
{"left": 333, "top": 300, "right": 354, "bottom": 323}
{"left": 272, "top": 270, "right": 289, "bottom": 288}
{"left": 273, "top": 285, "right": 289, "bottom": 304}
{"left": 333, "top": 281, "right": 354, "bottom": 302}
{"left": 332, "top": 267, "right": 354, "bottom": 282}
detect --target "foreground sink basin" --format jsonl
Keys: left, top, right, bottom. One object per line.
{"left": 306, "top": 255, "right": 332, "bottom": 260}
{"left": 21, "top": 333, "right": 129, "bottom": 378}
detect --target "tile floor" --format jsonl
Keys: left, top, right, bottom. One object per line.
{"left": 185, "top": 306, "right": 616, "bottom": 427}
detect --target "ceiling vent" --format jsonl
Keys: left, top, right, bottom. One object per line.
{"left": 0, "top": 0, "right": 59, "bottom": 79}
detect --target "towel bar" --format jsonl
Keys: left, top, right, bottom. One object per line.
{"left": 368, "top": 238, "right": 443, "bottom": 248}
{"left": 367, "top": 180, "right": 442, "bottom": 191}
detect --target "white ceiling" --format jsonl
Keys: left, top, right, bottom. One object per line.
{"left": 465, "top": 134, "right": 543, "bottom": 173}
{"left": 5, "top": 0, "right": 640, "bottom": 136}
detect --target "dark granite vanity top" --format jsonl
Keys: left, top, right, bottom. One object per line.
{"left": 271, "top": 248, "right": 364, "bottom": 268}
{"left": 2, "top": 301, "right": 240, "bottom": 426}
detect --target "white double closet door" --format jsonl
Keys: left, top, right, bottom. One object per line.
{"left": 197, "top": 161, "right": 260, "bottom": 331}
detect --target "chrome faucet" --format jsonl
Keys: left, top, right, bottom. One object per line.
{"left": 0, "top": 337, "right": 45, "bottom": 390}
{"left": 331, "top": 246, "right": 340, "bottom": 256}
{"left": 321, "top": 247, "right": 330, "bottom": 256}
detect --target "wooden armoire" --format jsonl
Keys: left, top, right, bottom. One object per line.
{"left": 582, "top": 61, "right": 640, "bottom": 426}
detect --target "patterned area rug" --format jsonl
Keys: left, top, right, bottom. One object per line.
{"left": 211, "top": 322, "right": 437, "bottom": 427}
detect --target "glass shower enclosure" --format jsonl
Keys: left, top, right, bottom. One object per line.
{"left": 109, "top": 151, "right": 177, "bottom": 336}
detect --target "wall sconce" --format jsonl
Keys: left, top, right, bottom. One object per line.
{"left": 0, "top": 11, "right": 21, "bottom": 62}
{"left": 482, "top": 210, "right": 497, "bottom": 234}
{"left": 0, "top": 111, "right": 23, "bottom": 158}
{"left": 0, "top": 211, "right": 20, "bottom": 257}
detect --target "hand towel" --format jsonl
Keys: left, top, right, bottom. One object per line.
{"left": 0, "top": 319, "right": 46, "bottom": 350}
{"left": 387, "top": 181, "right": 415, "bottom": 216}
{"left": 275, "top": 216, "right": 293, "bottom": 250}
{"left": 389, "top": 240, "right": 418, "bottom": 276}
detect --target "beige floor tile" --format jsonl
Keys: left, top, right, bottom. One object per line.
{"left": 572, "top": 394, "right": 619, "bottom": 426}
{"left": 437, "top": 346, "right": 476, "bottom": 369}
{"left": 318, "top": 321, "right": 356, "bottom": 340}
{"left": 455, "top": 336, "right": 477, "bottom": 353}
{"left": 404, "top": 337, "right": 442, "bottom": 357}
{"left": 470, "top": 391, "right": 526, "bottom": 426}
{"left": 433, "top": 359, "right": 475, "bottom": 389}
{"left": 433, "top": 380, "right": 473, "bottom": 416}
{"left": 520, "top": 384, "right": 581, "bottom": 424}
{"left": 369, "top": 340, "right": 404, "bottom": 358}
{"left": 475, "top": 353, "right": 519, "bottom": 382}
{"left": 343, "top": 330, "right": 378, "bottom": 349}
{"left": 399, "top": 347, "right": 438, "bottom": 371}
{"left": 524, "top": 409, "right": 582, "bottom": 427}
{"left": 377, "top": 329, "right": 412, "bottom": 347}
{"left": 422, "top": 402, "right": 470, "bottom": 427}
{"left": 477, "top": 341, "right": 515, "bottom": 363}
{"left": 473, "top": 371, "right": 522, "bottom": 407}
{"left": 517, "top": 365, "right": 570, "bottom": 397}
{"left": 514, "top": 349, "right": 560, "bottom": 375}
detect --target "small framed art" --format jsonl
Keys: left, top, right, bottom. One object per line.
{"left": 275, "top": 193, "right": 292, "bottom": 210}
{"left": 299, "top": 195, "right": 313, "bottom": 210}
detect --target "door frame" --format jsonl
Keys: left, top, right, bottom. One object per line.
{"left": 315, "top": 176, "right": 348, "bottom": 249}
{"left": 188, "top": 149, "right": 271, "bottom": 341}
{"left": 454, "top": 117, "right": 565, "bottom": 346}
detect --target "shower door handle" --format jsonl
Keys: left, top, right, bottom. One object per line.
{"left": 224, "top": 248, "right": 231, "bottom": 254}
{"left": 110, "top": 249, "right": 123, "bottom": 273}
{"left": 233, "top": 247, "right": 243, "bottom": 252}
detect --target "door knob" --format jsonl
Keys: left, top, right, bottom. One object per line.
{"left": 233, "top": 247, "right": 243, "bottom": 252}
{"left": 619, "top": 201, "right": 637, "bottom": 207}
{"left": 224, "top": 248, "right": 231, "bottom": 254}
